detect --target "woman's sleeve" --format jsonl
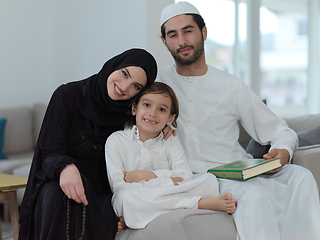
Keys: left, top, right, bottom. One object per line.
{"left": 37, "top": 86, "right": 78, "bottom": 180}
{"left": 105, "top": 134, "right": 174, "bottom": 193}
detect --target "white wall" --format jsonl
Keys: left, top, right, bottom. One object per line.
{"left": 147, "top": 0, "right": 174, "bottom": 68}
{"left": 0, "top": 1, "right": 55, "bottom": 108}
{"left": 0, "top": 0, "right": 173, "bottom": 108}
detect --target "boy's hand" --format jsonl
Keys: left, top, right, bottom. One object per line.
{"left": 170, "top": 177, "right": 183, "bottom": 186}
{"left": 162, "top": 125, "right": 177, "bottom": 140}
{"left": 263, "top": 148, "right": 290, "bottom": 174}
{"left": 124, "top": 170, "right": 157, "bottom": 183}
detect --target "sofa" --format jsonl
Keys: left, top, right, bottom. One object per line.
{"left": 0, "top": 103, "right": 47, "bottom": 204}
{"left": 0, "top": 104, "right": 319, "bottom": 240}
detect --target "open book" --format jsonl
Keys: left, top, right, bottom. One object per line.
{"left": 207, "top": 158, "right": 281, "bottom": 180}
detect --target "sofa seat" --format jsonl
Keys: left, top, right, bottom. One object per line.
{"left": 116, "top": 209, "right": 237, "bottom": 240}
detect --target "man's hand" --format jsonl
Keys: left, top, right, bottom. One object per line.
{"left": 263, "top": 148, "right": 290, "bottom": 174}
{"left": 162, "top": 125, "right": 177, "bottom": 140}
{"left": 60, "top": 164, "right": 88, "bottom": 205}
{"left": 124, "top": 170, "right": 157, "bottom": 183}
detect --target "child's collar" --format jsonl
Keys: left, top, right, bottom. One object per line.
{"left": 129, "top": 125, "right": 163, "bottom": 143}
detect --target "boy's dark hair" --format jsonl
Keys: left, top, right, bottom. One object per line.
{"left": 125, "top": 82, "right": 179, "bottom": 129}
{"left": 161, "top": 14, "right": 206, "bottom": 39}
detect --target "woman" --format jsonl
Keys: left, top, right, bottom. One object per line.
{"left": 19, "top": 48, "right": 157, "bottom": 240}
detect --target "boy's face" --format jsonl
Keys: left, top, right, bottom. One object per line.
{"left": 132, "top": 93, "right": 175, "bottom": 141}
{"left": 162, "top": 14, "right": 207, "bottom": 66}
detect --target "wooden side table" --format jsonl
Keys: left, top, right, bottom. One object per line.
{"left": 0, "top": 174, "right": 27, "bottom": 240}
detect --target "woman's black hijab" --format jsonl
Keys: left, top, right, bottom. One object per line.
{"left": 70, "top": 48, "right": 157, "bottom": 144}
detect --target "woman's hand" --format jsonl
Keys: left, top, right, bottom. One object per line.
{"left": 123, "top": 170, "right": 157, "bottom": 183}
{"left": 60, "top": 164, "right": 88, "bottom": 205}
{"left": 162, "top": 125, "right": 177, "bottom": 140}
{"left": 118, "top": 216, "right": 127, "bottom": 232}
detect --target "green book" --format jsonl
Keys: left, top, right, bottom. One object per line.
{"left": 207, "top": 158, "right": 281, "bottom": 180}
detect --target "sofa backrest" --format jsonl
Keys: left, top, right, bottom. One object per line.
{"left": 32, "top": 103, "right": 47, "bottom": 146}
{"left": 0, "top": 103, "right": 47, "bottom": 155}
{"left": 239, "top": 114, "right": 320, "bottom": 149}
{"left": 0, "top": 106, "right": 34, "bottom": 154}
{"left": 285, "top": 114, "right": 320, "bottom": 133}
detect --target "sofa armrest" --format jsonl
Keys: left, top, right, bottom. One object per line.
{"left": 0, "top": 159, "right": 32, "bottom": 174}
{"left": 292, "top": 144, "right": 320, "bottom": 194}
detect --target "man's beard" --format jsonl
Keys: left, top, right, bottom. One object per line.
{"left": 168, "top": 40, "right": 205, "bottom": 66}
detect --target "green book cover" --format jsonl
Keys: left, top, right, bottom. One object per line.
{"left": 207, "top": 158, "right": 281, "bottom": 180}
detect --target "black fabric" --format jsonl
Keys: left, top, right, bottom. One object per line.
{"left": 18, "top": 49, "right": 157, "bottom": 240}
{"left": 33, "top": 177, "right": 117, "bottom": 240}
{"left": 246, "top": 125, "right": 320, "bottom": 158}
{"left": 70, "top": 48, "right": 157, "bottom": 145}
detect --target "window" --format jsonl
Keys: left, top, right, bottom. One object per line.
{"left": 260, "top": 1, "right": 308, "bottom": 117}
{"left": 176, "top": 0, "right": 250, "bottom": 83}
{"left": 175, "top": 0, "right": 320, "bottom": 117}
{"left": 297, "top": 19, "right": 308, "bottom": 36}
{"left": 180, "top": 0, "right": 235, "bottom": 71}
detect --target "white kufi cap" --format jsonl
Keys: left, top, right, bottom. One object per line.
{"left": 160, "top": 1, "right": 200, "bottom": 27}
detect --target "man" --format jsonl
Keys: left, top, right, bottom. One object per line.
{"left": 157, "top": 2, "right": 320, "bottom": 240}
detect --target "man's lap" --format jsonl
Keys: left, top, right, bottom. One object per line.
{"left": 218, "top": 164, "right": 320, "bottom": 239}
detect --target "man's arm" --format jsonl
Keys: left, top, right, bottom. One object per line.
{"left": 239, "top": 83, "right": 298, "bottom": 164}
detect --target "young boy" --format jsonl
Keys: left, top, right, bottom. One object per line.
{"left": 105, "top": 82, "right": 236, "bottom": 229}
